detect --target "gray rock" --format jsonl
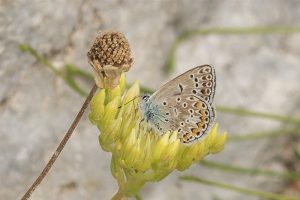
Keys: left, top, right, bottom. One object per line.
{"left": 1, "top": 0, "right": 300, "bottom": 199}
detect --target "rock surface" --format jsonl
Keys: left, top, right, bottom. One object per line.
{"left": 1, "top": 0, "right": 300, "bottom": 199}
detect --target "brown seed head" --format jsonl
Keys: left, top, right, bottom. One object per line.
{"left": 87, "top": 31, "right": 133, "bottom": 88}
{"left": 87, "top": 31, "right": 133, "bottom": 69}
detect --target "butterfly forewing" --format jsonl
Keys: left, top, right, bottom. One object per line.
{"left": 151, "top": 65, "right": 216, "bottom": 105}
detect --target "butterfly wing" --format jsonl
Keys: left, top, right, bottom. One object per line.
{"left": 145, "top": 65, "right": 216, "bottom": 143}
{"left": 150, "top": 94, "right": 215, "bottom": 143}
{"left": 151, "top": 65, "right": 216, "bottom": 105}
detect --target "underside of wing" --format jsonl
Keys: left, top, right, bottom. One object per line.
{"left": 151, "top": 65, "right": 216, "bottom": 105}
{"left": 154, "top": 94, "right": 216, "bottom": 143}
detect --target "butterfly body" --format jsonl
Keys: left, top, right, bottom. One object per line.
{"left": 140, "top": 65, "right": 216, "bottom": 144}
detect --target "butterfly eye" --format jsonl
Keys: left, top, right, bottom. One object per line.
{"left": 188, "top": 109, "right": 194, "bottom": 114}
{"left": 162, "top": 101, "right": 168, "bottom": 106}
{"left": 182, "top": 102, "right": 187, "bottom": 108}
{"left": 180, "top": 122, "right": 185, "bottom": 126}
{"left": 194, "top": 78, "right": 199, "bottom": 82}
{"left": 176, "top": 97, "right": 181, "bottom": 102}
{"left": 195, "top": 83, "right": 199, "bottom": 87}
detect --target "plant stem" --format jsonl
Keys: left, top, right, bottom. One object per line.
{"left": 229, "top": 127, "right": 300, "bottom": 141}
{"left": 166, "top": 26, "right": 300, "bottom": 73}
{"left": 21, "top": 84, "right": 98, "bottom": 200}
{"left": 19, "top": 44, "right": 89, "bottom": 96}
{"left": 200, "top": 160, "right": 300, "bottom": 181}
{"left": 217, "top": 106, "right": 300, "bottom": 125}
{"left": 135, "top": 194, "right": 143, "bottom": 200}
{"left": 180, "top": 175, "right": 300, "bottom": 200}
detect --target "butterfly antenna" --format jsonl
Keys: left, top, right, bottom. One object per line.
{"left": 118, "top": 95, "right": 141, "bottom": 109}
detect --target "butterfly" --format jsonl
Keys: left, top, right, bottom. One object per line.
{"left": 139, "top": 65, "right": 216, "bottom": 144}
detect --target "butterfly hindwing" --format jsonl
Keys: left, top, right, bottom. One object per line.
{"left": 151, "top": 94, "right": 215, "bottom": 143}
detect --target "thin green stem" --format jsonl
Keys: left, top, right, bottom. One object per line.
{"left": 200, "top": 160, "right": 300, "bottom": 181}
{"left": 19, "top": 44, "right": 62, "bottom": 77}
{"left": 135, "top": 194, "right": 143, "bottom": 200}
{"left": 166, "top": 26, "right": 300, "bottom": 73}
{"left": 19, "top": 44, "right": 89, "bottom": 96}
{"left": 179, "top": 26, "right": 300, "bottom": 39}
{"left": 217, "top": 106, "right": 300, "bottom": 125}
{"left": 229, "top": 127, "right": 300, "bottom": 141}
{"left": 180, "top": 176, "right": 300, "bottom": 200}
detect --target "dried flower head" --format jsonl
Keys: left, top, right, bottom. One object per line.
{"left": 87, "top": 31, "right": 133, "bottom": 89}
{"left": 89, "top": 74, "right": 227, "bottom": 199}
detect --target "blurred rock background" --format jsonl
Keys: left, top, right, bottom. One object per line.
{"left": 0, "top": 0, "right": 300, "bottom": 199}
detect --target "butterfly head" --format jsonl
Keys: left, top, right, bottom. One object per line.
{"left": 139, "top": 94, "right": 153, "bottom": 121}
{"left": 139, "top": 93, "right": 150, "bottom": 107}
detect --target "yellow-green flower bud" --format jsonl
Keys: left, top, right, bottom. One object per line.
{"left": 89, "top": 74, "right": 227, "bottom": 198}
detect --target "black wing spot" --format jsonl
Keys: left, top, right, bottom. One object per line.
{"left": 206, "top": 81, "right": 212, "bottom": 87}
{"left": 174, "top": 108, "right": 179, "bottom": 116}
{"left": 207, "top": 74, "right": 212, "bottom": 80}
{"left": 178, "top": 84, "right": 184, "bottom": 92}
